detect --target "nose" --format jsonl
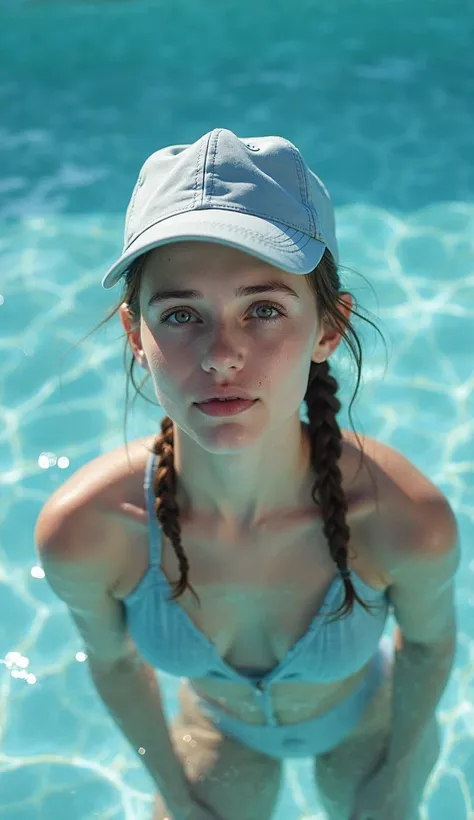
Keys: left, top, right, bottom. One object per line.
{"left": 200, "top": 323, "right": 245, "bottom": 374}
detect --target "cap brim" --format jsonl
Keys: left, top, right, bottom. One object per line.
{"left": 101, "top": 209, "right": 330, "bottom": 289}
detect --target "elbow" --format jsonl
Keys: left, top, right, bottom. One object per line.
{"left": 397, "top": 635, "right": 457, "bottom": 659}
{"left": 87, "top": 652, "right": 142, "bottom": 678}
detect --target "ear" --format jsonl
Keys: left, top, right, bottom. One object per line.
{"left": 118, "top": 303, "right": 149, "bottom": 371}
{"left": 311, "top": 292, "right": 353, "bottom": 363}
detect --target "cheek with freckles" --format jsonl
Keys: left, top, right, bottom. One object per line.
{"left": 264, "top": 333, "right": 315, "bottom": 411}
{"left": 139, "top": 322, "right": 195, "bottom": 413}
{"left": 147, "top": 354, "right": 197, "bottom": 423}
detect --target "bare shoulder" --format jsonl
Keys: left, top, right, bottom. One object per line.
{"left": 363, "top": 434, "right": 451, "bottom": 516}
{"left": 348, "top": 432, "right": 448, "bottom": 507}
{"left": 35, "top": 435, "right": 157, "bottom": 560}
{"left": 351, "top": 432, "right": 457, "bottom": 569}
{"left": 40, "top": 435, "right": 157, "bottom": 516}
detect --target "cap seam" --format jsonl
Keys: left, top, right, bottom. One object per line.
{"left": 193, "top": 134, "right": 208, "bottom": 209}
{"left": 284, "top": 139, "right": 317, "bottom": 237}
{"left": 204, "top": 128, "right": 221, "bottom": 204}
{"left": 198, "top": 130, "right": 215, "bottom": 208}
{"left": 125, "top": 174, "right": 144, "bottom": 243}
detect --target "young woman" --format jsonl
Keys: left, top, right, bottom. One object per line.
{"left": 35, "top": 128, "right": 460, "bottom": 820}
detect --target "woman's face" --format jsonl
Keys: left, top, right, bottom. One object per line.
{"left": 121, "top": 240, "right": 350, "bottom": 452}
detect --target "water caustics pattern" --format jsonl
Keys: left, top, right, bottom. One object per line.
{"left": 0, "top": 1, "right": 473, "bottom": 818}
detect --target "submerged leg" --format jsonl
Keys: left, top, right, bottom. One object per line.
{"left": 153, "top": 681, "right": 282, "bottom": 820}
{"left": 313, "top": 639, "right": 441, "bottom": 819}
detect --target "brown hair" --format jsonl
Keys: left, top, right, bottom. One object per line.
{"left": 74, "top": 246, "right": 387, "bottom": 623}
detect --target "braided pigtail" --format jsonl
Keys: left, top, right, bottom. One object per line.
{"left": 305, "top": 359, "right": 381, "bottom": 623}
{"left": 151, "top": 416, "right": 200, "bottom": 606}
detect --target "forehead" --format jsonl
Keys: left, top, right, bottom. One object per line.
{"left": 140, "top": 240, "right": 308, "bottom": 293}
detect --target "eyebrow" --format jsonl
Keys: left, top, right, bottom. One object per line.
{"left": 147, "top": 280, "right": 301, "bottom": 306}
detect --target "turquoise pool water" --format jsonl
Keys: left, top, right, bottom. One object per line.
{"left": 0, "top": 1, "right": 473, "bottom": 817}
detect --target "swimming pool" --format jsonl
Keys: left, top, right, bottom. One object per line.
{"left": 0, "top": 1, "right": 473, "bottom": 817}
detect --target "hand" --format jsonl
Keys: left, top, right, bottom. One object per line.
{"left": 152, "top": 791, "right": 221, "bottom": 820}
{"left": 350, "top": 760, "right": 410, "bottom": 820}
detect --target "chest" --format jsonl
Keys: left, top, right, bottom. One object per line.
{"left": 122, "top": 509, "right": 383, "bottom": 672}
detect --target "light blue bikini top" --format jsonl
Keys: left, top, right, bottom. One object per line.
{"left": 123, "top": 450, "right": 390, "bottom": 687}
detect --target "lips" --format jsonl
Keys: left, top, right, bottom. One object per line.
{"left": 196, "top": 390, "right": 256, "bottom": 403}
{"left": 202, "top": 396, "right": 243, "bottom": 403}
{"left": 195, "top": 397, "right": 257, "bottom": 416}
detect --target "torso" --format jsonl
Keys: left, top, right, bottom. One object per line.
{"left": 61, "top": 427, "right": 438, "bottom": 726}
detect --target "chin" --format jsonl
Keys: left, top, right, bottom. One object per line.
{"left": 193, "top": 424, "right": 265, "bottom": 454}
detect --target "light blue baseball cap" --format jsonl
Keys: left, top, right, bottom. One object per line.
{"left": 101, "top": 127, "right": 339, "bottom": 289}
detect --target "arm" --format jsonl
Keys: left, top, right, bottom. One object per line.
{"left": 88, "top": 655, "right": 193, "bottom": 815}
{"left": 35, "top": 502, "right": 193, "bottom": 818}
{"left": 384, "top": 631, "right": 455, "bottom": 771}
{"left": 381, "top": 499, "right": 461, "bottom": 771}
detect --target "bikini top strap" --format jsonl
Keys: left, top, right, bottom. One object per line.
{"left": 144, "top": 449, "right": 163, "bottom": 568}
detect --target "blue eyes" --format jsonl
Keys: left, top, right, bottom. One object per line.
{"left": 160, "top": 302, "right": 287, "bottom": 327}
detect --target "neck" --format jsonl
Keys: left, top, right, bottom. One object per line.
{"left": 173, "top": 417, "right": 314, "bottom": 533}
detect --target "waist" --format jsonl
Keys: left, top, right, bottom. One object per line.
{"left": 186, "top": 658, "right": 375, "bottom": 726}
